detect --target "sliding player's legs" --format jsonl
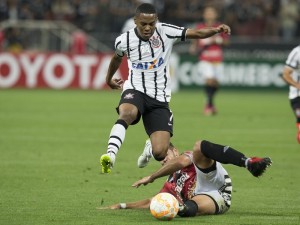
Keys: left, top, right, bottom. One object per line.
{"left": 193, "top": 140, "right": 272, "bottom": 177}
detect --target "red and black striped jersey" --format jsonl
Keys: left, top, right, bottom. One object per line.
{"left": 158, "top": 151, "right": 196, "bottom": 203}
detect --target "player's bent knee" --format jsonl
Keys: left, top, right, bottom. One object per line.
{"left": 177, "top": 200, "right": 198, "bottom": 217}
{"left": 151, "top": 143, "right": 168, "bottom": 161}
{"left": 152, "top": 151, "right": 167, "bottom": 161}
{"left": 119, "top": 111, "right": 137, "bottom": 125}
{"left": 193, "top": 140, "right": 203, "bottom": 153}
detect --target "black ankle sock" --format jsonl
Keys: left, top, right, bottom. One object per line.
{"left": 201, "top": 140, "right": 247, "bottom": 167}
{"left": 177, "top": 200, "right": 198, "bottom": 217}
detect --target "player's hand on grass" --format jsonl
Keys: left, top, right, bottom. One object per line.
{"left": 97, "top": 204, "right": 121, "bottom": 210}
{"left": 107, "top": 78, "right": 124, "bottom": 89}
{"left": 132, "top": 176, "right": 154, "bottom": 188}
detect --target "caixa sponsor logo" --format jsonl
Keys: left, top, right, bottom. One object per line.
{"left": 131, "top": 57, "right": 164, "bottom": 70}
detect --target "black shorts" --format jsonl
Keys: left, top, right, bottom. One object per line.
{"left": 290, "top": 97, "right": 300, "bottom": 110}
{"left": 290, "top": 97, "right": 300, "bottom": 118}
{"left": 117, "top": 89, "right": 173, "bottom": 136}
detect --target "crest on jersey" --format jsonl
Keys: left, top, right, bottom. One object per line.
{"left": 150, "top": 36, "right": 161, "bottom": 48}
{"left": 124, "top": 93, "right": 134, "bottom": 99}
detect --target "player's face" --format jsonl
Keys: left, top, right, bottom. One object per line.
{"left": 203, "top": 7, "right": 217, "bottom": 21}
{"left": 134, "top": 13, "right": 157, "bottom": 40}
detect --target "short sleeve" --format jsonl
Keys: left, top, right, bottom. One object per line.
{"left": 114, "top": 36, "right": 125, "bottom": 57}
{"left": 286, "top": 46, "right": 300, "bottom": 69}
{"left": 160, "top": 23, "right": 187, "bottom": 42}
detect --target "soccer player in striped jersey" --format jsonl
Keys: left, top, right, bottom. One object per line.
{"left": 282, "top": 45, "right": 300, "bottom": 144}
{"left": 100, "top": 3, "right": 231, "bottom": 173}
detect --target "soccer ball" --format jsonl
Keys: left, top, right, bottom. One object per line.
{"left": 150, "top": 192, "right": 179, "bottom": 220}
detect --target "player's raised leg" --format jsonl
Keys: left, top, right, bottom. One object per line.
{"left": 141, "top": 104, "right": 173, "bottom": 163}
{"left": 100, "top": 119, "right": 128, "bottom": 173}
{"left": 144, "top": 131, "right": 170, "bottom": 163}
{"left": 193, "top": 140, "right": 272, "bottom": 177}
{"left": 100, "top": 102, "right": 139, "bottom": 173}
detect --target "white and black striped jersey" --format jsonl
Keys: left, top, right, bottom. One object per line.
{"left": 115, "top": 22, "right": 187, "bottom": 102}
{"left": 285, "top": 45, "right": 300, "bottom": 99}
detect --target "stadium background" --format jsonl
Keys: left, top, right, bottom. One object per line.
{"left": 0, "top": 1, "right": 300, "bottom": 225}
{"left": 0, "top": 0, "right": 299, "bottom": 90}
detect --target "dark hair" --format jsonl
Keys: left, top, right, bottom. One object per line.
{"left": 135, "top": 3, "right": 157, "bottom": 15}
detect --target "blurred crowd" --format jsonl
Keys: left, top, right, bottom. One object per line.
{"left": 0, "top": 0, "right": 299, "bottom": 50}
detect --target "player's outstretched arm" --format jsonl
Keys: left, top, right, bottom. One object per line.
{"left": 106, "top": 53, "right": 124, "bottom": 89}
{"left": 132, "top": 154, "right": 192, "bottom": 188}
{"left": 186, "top": 24, "right": 231, "bottom": 39}
{"left": 97, "top": 198, "right": 151, "bottom": 210}
{"left": 282, "top": 66, "right": 300, "bottom": 89}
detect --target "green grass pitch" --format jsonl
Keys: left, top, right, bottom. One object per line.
{"left": 0, "top": 89, "right": 299, "bottom": 225}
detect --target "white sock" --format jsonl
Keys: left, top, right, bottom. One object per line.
{"left": 245, "top": 158, "right": 250, "bottom": 168}
{"left": 107, "top": 123, "right": 126, "bottom": 161}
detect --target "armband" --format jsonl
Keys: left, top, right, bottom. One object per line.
{"left": 120, "top": 203, "right": 127, "bottom": 209}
